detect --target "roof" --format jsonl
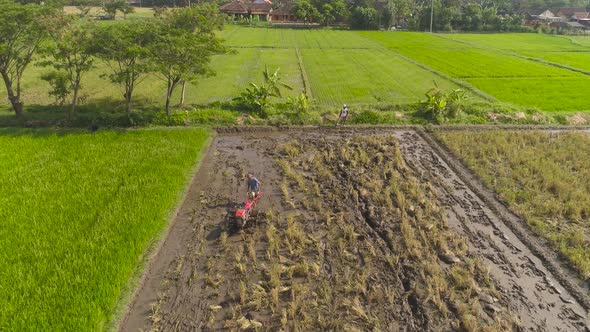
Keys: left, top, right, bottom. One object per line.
{"left": 537, "top": 9, "right": 558, "bottom": 19}
{"left": 550, "top": 7, "right": 587, "bottom": 16}
{"left": 219, "top": 0, "right": 272, "bottom": 14}
{"left": 249, "top": 2, "right": 272, "bottom": 14}
{"left": 572, "top": 12, "right": 590, "bottom": 19}
{"left": 567, "top": 21, "right": 586, "bottom": 28}
{"left": 220, "top": 0, "right": 249, "bottom": 14}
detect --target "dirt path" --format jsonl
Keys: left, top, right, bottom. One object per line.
{"left": 120, "top": 129, "right": 589, "bottom": 332}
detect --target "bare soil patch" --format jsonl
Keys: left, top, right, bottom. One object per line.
{"left": 121, "top": 129, "right": 589, "bottom": 332}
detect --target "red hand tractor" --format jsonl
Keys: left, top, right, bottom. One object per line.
{"left": 234, "top": 192, "right": 263, "bottom": 230}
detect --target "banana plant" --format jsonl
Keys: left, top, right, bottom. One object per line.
{"left": 234, "top": 66, "right": 293, "bottom": 115}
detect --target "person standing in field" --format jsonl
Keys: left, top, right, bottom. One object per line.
{"left": 336, "top": 104, "right": 349, "bottom": 126}
{"left": 246, "top": 173, "right": 261, "bottom": 200}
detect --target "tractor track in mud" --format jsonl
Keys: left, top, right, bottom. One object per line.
{"left": 419, "top": 129, "right": 590, "bottom": 311}
{"left": 120, "top": 128, "right": 590, "bottom": 332}
{"left": 399, "top": 130, "right": 589, "bottom": 331}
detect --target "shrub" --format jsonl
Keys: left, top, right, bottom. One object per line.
{"left": 350, "top": 7, "right": 379, "bottom": 30}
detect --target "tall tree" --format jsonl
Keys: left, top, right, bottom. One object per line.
{"left": 40, "top": 15, "right": 95, "bottom": 118}
{"left": 387, "top": 0, "right": 413, "bottom": 28}
{"left": 92, "top": 21, "right": 157, "bottom": 113}
{"left": 0, "top": 1, "right": 51, "bottom": 117}
{"left": 293, "top": 0, "right": 320, "bottom": 23}
{"left": 103, "top": 0, "right": 134, "bottom": 20}
{"left": 160, "top": 3, "right": 226, "bottom": 106}
{"left": 148, "top": 26, "right": 228, "bottom": 115}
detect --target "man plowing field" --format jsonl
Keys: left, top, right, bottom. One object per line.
{"left": 246, "top": 173, "right": 261, "bottom": 200}
{"left": 233, "top": 173, "right": 263, "bottom": 231}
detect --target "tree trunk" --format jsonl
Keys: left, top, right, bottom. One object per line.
{"left": 125, "top": 81, "right": 134, "bottom": 113}
{"left": 179, "top": 80, "right": 186, "bottom": 108}
{"left": 165, "top": 79, "right": 172, "bottom": 117}
{"left": 126, "top": 95, "right": 132, "bottom": 114}
{"left": 165, "top": 79, "right": 180, "bottom": 117}
{"left": 70, "top": 80, "right": 80, "bottom": 121}
{"left": 1, "top": 71, "right": 24, "bottom": 117}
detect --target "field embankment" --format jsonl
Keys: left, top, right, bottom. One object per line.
{"left": 0, "top": 128, "right": 210, "bottom": 331}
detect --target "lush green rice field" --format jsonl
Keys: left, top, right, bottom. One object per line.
{"left": 0, "top": 128, "right": 210, "bottom": 330}
{"left": 217, "top": 27, "right": 467, "bottom": 105}
{"left": 361, "top": 31, "right": 590, "bottom": 111}
{"left": 445, "top": 33, "right": 590, "bottom": 73}
{"left": 2, "top": 26, "right": 590, "bottom": 112}
{"left": 570, "top": 35, "right": 590, "bottom": 47}
{"left": 520, "top": 51, "right": 590, "bottom": 72}
{"left": 444, "top": 33, "right": 586, "bottom": 52}
{"left": 302, "top": 48, "right": 461, "bottom": 104}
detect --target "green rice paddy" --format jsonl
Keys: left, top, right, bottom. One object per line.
{"left": 2, "top": 26, "right": 589, "bottom": 111}
{"left": 0, "top": 128, "right": 210, "bottom": 331}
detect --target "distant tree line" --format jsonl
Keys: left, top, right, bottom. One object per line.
{"left": 289, "top": 0, "right": 590, "bottom": 30}
{"left": 0, "top": 0, "right": 229, "bottom": 119}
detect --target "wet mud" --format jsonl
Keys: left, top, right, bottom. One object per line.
{"left": 120, "top": 129, "right": 590, "bottom": 332}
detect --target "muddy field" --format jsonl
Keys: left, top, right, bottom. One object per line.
{"left": 121, "top": 129, "right": 590, "bottom": 332}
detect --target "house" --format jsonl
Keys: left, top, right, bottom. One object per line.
{"left": 571, "top": 12, "right": 590, "bottom": 26}
{"left": 271, "top": 2, "right": 296, "bottom": 22}
{"left": 526, "top": 9, "right": 562, "bottom": 22}
{"left": 220, "top": 0, "right": 273, "bottom": 21}
{"left": 525, "top": 7, "right": 590, "bottom": 29}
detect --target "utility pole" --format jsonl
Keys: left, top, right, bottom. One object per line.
{"left": 429, "top": 0, "right": 434, "bottom": 32}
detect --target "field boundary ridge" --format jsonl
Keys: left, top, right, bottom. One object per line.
{"left": 214, "top": 124, "right": 590, "bottom": 134}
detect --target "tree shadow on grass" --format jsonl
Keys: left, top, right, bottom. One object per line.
{"left": 0, "top": 97, "right": 162, "bottom": 129}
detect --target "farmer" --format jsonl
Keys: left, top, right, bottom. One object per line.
{"left": 336, "top": 104, "right": 349, "bottom": 126}
{"left": 247, "top": 173, "right": 261, "bottom": 200}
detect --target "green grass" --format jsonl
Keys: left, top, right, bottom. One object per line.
{"left": 466, "top": 77, "right": 590, "bottom": 111}
{"left": 564, "top": 35, "right": 590, "bottom": 48}
{"left": 444, "top": 33, "right": 588, "bottom": 52}
{"left": 444, "top": 33, "right": 590, "bottom": 74}
{"left": 221, "top": 26, "right": 379, "bottom": 49}
{"left": 523, "top": 51, "right": 590, "bottom": 73}
{"left": 361, "top": 31, "right": 590, "bottom": 111}
{"left": 361, "top": 32, "right": 579, "bottom": 78}
{"left": 437, "top": 130, "right": 590, "bottom": 279}
{"left": 302, "top": 48, "right": 463, "bottom": 105}
{"left": 0, "top": 128, "right": 211, "bottom": 330}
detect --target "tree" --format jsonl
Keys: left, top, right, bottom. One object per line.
{"left": 0, "top": 1, "right": 51, "bottom": 117}
{"left": 350, "top": 7, "right": 379, "bottom": 29}
{"left": 40, "top": 15, "right": 95, "bottom": 118}
{"left": 321, "top": 3, "right": 335, "bottom": 25}
{"left": 159, "top": 3, "right": 227, "bottom": 107}
{"left": 293, "top": 0, "right": 320, "bottom": 23}
{"left": 103, "top": 0, "right": 134, "bottom": 20}
{"left": 329, "top": 0, "right": 349, "bottom": 22}
{"left": 149, "top": 29, "right": 228, "bottom": 115}
{"left": 387, "top": 0, "right": 413, "bottom": 28}
{"left": 92, "top": 21, "right": 157, "bottom": 113}
{"left": 161, "top": 3, "right": 225, "bottom": 33}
